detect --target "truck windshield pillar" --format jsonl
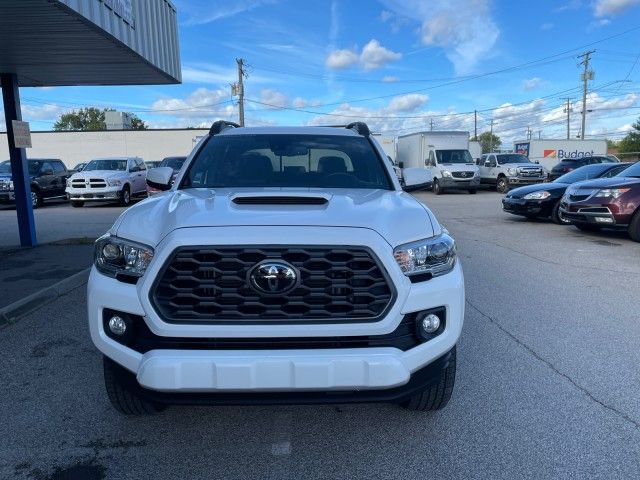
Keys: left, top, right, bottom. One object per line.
{"left": 1, "top": 73, "right": 37, "bottom": 247}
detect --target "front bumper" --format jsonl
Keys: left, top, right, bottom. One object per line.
{"left": 0, "top": 190, "right": 15, "bottom": 203}
{"left": 506, "top": 176, "right": 546, "bottom": 186}
{"left": 439, "top": 176, "right": 480, "bottom": 189}
{"left": 560, "top": 198, "right": 633, "bottom": 227}
{"left": 88, "top": 226, "right": 465, "bottom": 394}
{"left": 66, "top": 186, "right": 121, "bottom": 202}
{"left": 502, "top": 196, "right": 554, "bottom": 217}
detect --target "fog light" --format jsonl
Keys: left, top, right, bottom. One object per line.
{"left": 108, "top": 315, "right": 127, "bottom": 336}
{"left": 421, "top": 313, "right": 441, "bottom": 333}
{"left": 595, "top": 217, "right": 614, "bottom": 224}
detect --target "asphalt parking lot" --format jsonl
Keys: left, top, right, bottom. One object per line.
{"left": 1, "top": 190, "right": 640, "bottom": 480}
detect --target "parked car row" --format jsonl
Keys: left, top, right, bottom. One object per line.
{"left": 0, "top": 156, "right": 186, "bottom": 209}
{"left": 503, "top": 161, "right": 640, "bottom": 241}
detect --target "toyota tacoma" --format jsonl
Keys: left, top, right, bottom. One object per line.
{"left": 88, "top": 121, "right": 465, "bottom": 414}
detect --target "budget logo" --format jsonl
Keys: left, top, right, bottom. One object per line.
{"left": 543, "top": 149, "right": 557, "bottom": 158}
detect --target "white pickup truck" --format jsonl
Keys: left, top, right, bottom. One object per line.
{"left": 66, "top": 157, "right": 148, "bottom": 207}
{"left": 477, "top": 153, "right": 547, "bottom": 193}
{"left": 88, "top": 121, "right": 465, "bottom": 415}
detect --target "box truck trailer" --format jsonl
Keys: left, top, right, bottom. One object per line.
{"left": 469, "top": 140, "right": 482, "bottom": 162}
{"left": 396, "top": 131, "right": 480, "bottom": 194}
{"left": 514, "top": 139, "right": 607, "bottom": 171}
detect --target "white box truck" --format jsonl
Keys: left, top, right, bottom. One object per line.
{"left": 514, "top": 139, "right": 607, "bottom": 171}
{"left": 469, "top": 140, "right": 482, "bottom": 162}
{"left": 372, "top": 134, "right": 396, "bottom": 161}
{"left": 396, "top": 131, "right": 480, "bottom": 194}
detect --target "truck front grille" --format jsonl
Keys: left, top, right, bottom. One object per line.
{"left": 451, "top": 171, "right": 473, "bottom": 179}
{"left": 71, "top": 178, "right": 107, "bottom": 188}
{"left": 517, "top": 167, "right": 544, "bottom": 177}
{"left": 151, "top": 246, "right": 395, "bottom": 323}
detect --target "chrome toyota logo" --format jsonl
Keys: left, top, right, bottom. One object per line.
{"left": 249, "top": 261, "right": 298, "bottom": 294}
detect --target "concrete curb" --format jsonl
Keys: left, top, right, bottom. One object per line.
{"left": 0, "top": 268, "right": 90, "bottom": 327}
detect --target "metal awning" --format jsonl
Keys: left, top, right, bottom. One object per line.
{"left": 0, "top": 0, "right": 181, "bottom": 86}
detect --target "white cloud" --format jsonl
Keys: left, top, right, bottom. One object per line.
{"left": 326, "top": 39, "right": 401, "bottom": 71}
{"left": 594, "top": 0, "right": 640, "bottom": 17}
{"left": 360, "top": 39, "right": 402, "bottom": 70}
{"left": 150, "top": 88, "right": 235, "bottom": 125}
{"left": 522, "top": 77, "right": 544, "bottom": 91}
{"left": 540, "top": 22, "right": 554, "bottom": 30}
{"left": 379, "top": 0, "right": 499, "bottom": 75}
{"left": 387, "top": 94, "right": 429, "bottom": 112}
{"left": 260, "top": 89, "right": 289, "bottom": 108}
{"left": 382, "top": 76, "right": 400, "bottom": 83}
{"left": 380, "top": 10, "right": 394, "bottom": 22}
{"left": 182, "top": 63, "right": 275, "bottom": 85}
{"left": 325, "top": 49, "right": 359, "bottom": 69}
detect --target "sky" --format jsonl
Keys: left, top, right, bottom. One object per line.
{"left": 5, "top": 0, "right": 640, "bottom": 146}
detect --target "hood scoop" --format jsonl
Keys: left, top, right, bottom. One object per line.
{"left": 231, "top": 194, "right": 329, "bottom": 206}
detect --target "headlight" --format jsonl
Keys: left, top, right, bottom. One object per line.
{"left": 523, "top": 191, "right": 551, "bottom": 200}
{"left": 594, "top": 188, "right": 630, "bottom": 199}
{"left": 441, "top": 170, "right": 452, "bottom": 178}
{"left": 507, "top": 168, "right": 517, "bottom": 176}
{"left": 66, "top": 179, "right": 71, "bottom": 187}
{"left": 393, "top": 234, "right": 456, "bottom": 278}
{"left": 95, "top": 235, "right": 154, "bottom": 278}
{"left": 107, "top": 179, "right": 122, "bottom": 187}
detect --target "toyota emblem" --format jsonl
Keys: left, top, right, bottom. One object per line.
{"left": 248, "top": 261, "right": 298, "bottom": 294}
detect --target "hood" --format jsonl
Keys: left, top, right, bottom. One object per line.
{"left": 439, "top": 164, "right": 478, "bottom": 172}
{"left": 508, "top": 163, "right": 543, "bottom": 169}
{"left": 507, "top": 182, "right": 568, "bottom": 199}
{"left": 568, "top": 177, "right": 640, "bottom": 190}
{"left": 70, "top": 170, "right": 125, "bottom": 180}
{"left": 113, "top": 188, "right": 439, "bottom": 248}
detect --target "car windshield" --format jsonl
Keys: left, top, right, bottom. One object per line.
{"left": 84, "top": 159, "right": 127, "bottom": 171}
{"left": 497, "top": 154, "right": 530, "bottom": 164}
{"left": 160, "top": 157, "right": 186, "bottom": 170}
{"left": 554, "top": 164, "right": 612, "bottom": 183}
{"left": 436, "top": 150, "right": 473, "bottom": 164}
{"left": 0, "top": 161, "right": 11, "bottom": 174}
{"left": 181, "top": 134, "right": 392, "bottom": 190}
{"left": 616, "top": 161, "right": 640, "bottom": 178}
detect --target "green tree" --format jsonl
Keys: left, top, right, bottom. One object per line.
{"left": 53, "top": 107, "right": 147, "bottom": 131}
{"left": 477, "top": 131, "right": 502, "bottom": 153}
{"left": 618, "top": 118, "right": 640, "bottom": 154}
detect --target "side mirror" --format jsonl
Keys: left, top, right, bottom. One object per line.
{"left": 398, "top": 161, "right": 404, "bottom": 169}
{"left": 146, "top": 167, "right": 174, "bottom": 191}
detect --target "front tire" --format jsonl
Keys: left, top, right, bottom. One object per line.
{"left": 496, "top": 176, "right": 509, "bottom": 193}
{"left": 628, "top": 209, "right": 640, "bottom": 242}
{"left": 103, "top": 357, "right": 165, "bottom": 415}
{"left": 433, "top": 179, "right": 443, "bottom": 195}
{"left": 551, "top": 201, "right": 570, "bottom": 225}
{"left": 401, "top": 347, "right": 456, "bottom": 412}
{"left": 31, "top": 189, "right": 43, "bottom": 209}
{"left": 119, "top": 185, "right": 131, "bottom": 206}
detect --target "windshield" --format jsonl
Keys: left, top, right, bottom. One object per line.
{"left": 181, "top": 134, "right": 392, "bottom": 190}
{"left": 555, "top": 164, "right": 611, "bottom": 183}
{"left": 617, "top": 161, "right": 640, "bottom": 178}
{"left": 436, "top": 150, "right": 473, "bottom": 164}
{"left": 83, "top": 159, "right": 127, "bottom": 171}
{"left": 160, "top": 157, "right": 186, "bottom": 171}
{"left": 497, "top": 154, "right": 530, "bottom": 164}
{"left": 0, "top": 161, "right": 11, "bottom": 174}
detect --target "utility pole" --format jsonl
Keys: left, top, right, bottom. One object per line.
{"left": 430, "top": 118, "right": 434, "bottom": 131}
{"left": 489, "top": 119, "right": 494, "bottom": 152}
{"left": 578, "top": 50, "right": 595, "bottom": 140}
{"left": 563, "top": 98, "right": 572, "bottom": 140}
{"left": 526, "top": 127, "right": 532, "bottom": 141}
{"left": 236, "top": 58, "right": 246, "bottom": 126}
{"left": 474, "top": 110, "right": 477, "bottom": 139}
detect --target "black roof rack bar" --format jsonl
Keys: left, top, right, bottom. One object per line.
{"left": 319, "top": 122, "right": 371, "bottom": 137}
{"left": 346, "top": 122, "right": 370, "bottom": 137}
{"left": 209, "top": 120, "right": 241, "bottom": 136}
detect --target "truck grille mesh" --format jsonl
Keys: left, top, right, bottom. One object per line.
{"left": 151, "top": 246, "right": 395, "bottom": 323}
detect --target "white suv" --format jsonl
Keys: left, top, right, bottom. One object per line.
{"left": 88, "top": 122, "right": 465, "bottom": 415}
{"left": 66, "top": 157, "right": 147, "bottom": 207}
